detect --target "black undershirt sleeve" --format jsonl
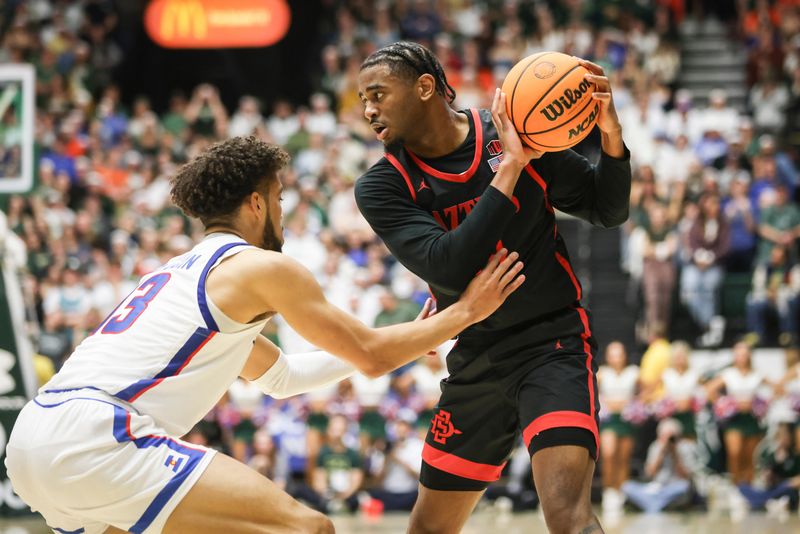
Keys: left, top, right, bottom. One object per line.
{"left": 355, "top": 164, "right": 517, "bottom": 296}
{"left": 540, "top": 145, "right": 632, "bottom": 228}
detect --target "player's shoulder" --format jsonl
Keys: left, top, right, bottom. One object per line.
{"left": 222, "top": 248, "right": 317, "bottom": 290}
{"left": 355, "top": 156, "right": 407, "bottom": 200}
{"left": 220, "top": 248, "right": 291, "bottom": 276}
{"left": 360, "top": 156, "right": 399, "bottom": 184}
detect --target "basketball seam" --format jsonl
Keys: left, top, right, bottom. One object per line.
{"left": 509, "top": 52, "right": 550, "bottom": 129}
{"left": 523, "top": 96, "right": 597, "bottom": 135}
{"left": 521, "top": 63, "right": 584, "bottom": 132}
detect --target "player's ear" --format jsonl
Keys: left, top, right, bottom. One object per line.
{"left": 418, "top": 73, "right": 436, "bottom": 101}
{"left": 248, "top": 191, "right": 262, "bottom": 215}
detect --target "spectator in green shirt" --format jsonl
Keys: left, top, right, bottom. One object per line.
{"left": 312, "top": 414, "right": 364, "bottom": 513}
{"left": 737, "top": 423, "right": 800, "bottom": 511}
{"left": 757, "top": 185, "right": 800, "bottom": 265}
{"left": 374, "top": 287, "right": 421, "bottom": 328}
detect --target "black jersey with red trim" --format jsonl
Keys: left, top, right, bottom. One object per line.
{"left": 355, "top": 108, "right": 631, "bottom": 338}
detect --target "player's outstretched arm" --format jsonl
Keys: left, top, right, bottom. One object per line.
{"left": 239, "top": 300, "right": 438, "bottom": 399}
{"left": 247, "top": 249, "right": 524, "bottom": 377}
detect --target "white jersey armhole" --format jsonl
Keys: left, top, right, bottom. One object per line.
{"left": 202, "top": 246, "right": 265, "bottom": 334}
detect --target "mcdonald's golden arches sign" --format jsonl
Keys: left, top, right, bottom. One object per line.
{"left": 145, "top": 0, "right": 290, "bottom": 48}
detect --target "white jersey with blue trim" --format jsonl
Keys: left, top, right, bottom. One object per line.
{"left": 42, "top": 233, "right": 268, "bottom": 437}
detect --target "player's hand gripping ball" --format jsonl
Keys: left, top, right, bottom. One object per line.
{"left": 502, "top": 52, "right": 603, "bottom": 152}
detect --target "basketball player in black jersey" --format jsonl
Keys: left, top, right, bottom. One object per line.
{"left": 354, "top": 42, "right": 630, "bottom": 534}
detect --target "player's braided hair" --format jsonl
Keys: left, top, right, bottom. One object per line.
{"left": 360, "top": 41, "right": 456, "bottom": 104}
{"left": 170, "top": 136, "right": 288, "bottom": 227}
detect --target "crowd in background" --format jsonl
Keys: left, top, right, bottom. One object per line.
{"left": 5, "top": 0, "right": 800, "bottom": 518}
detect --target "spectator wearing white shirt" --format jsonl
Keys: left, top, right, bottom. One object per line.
{"left": 295, "top": 133, "right": 326, "bottom": 176}
{"left": 282, "top": 211, "right": 327, "bottom": 278}
{"left": 706, "top": 342, "right": 776, "bottom": 484}
{"left": 750, "top": 73, "right": 791, "bottom": 134}
{"left": 307, "top": 93, "right": 337, "bottom": 137}
{"left": 367, "top": 416, "right": 424, "bottom": 511}
{"left": 659, "top": 341, "right": 701, "bottom": 440}
{"left": 266, "top": 100, "right": 299, "bottom": 145}
{"left": 228, "top": 96, "right": 264, "bottom": 138}
{"left": 665, "top": 90, "right": 703, "bottom": 143}
{"left": 90, "top": 261, "right": 136, "bottom": 317}
{"left": 701, "top": 89, "right": 740, "bottom": 141}
{"left": 654, "top": 134, "right": 699, "bottom": 186}
{"left": 598, "top": 342, "right": 641, "bottom": 514}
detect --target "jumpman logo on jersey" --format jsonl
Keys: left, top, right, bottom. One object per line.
{"left": 418, "top": 180, "right": 430, "bottom": 192}
{"left": 555, "top": 339, "right": 563, "bottom": 350}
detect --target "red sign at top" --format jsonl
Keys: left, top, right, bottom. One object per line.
{"left": 145, "top": 0, "right": 291, "bottom": 49}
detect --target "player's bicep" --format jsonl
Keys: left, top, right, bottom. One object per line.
{"left": 263, "top": 258, "right": 373, "bottom": 364}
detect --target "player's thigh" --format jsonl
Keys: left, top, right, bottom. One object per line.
{"left": 531, "top": 445, "right": 595, "bottom": 522}
{"left": 407, "top": 486, "right": 485, "bottom": 534}
{"left": 517, "top": 338, "right": 600, "bottom": 461}
{"left": 163, "top": 453, "right": 333, "bottom": 534}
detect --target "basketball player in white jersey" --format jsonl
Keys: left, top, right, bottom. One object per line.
{"left": 5, "top": 136, "right": 526, "bottom": 534}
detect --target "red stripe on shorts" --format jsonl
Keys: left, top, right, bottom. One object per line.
{"left": 422, "top": 442, "right": 506, "bottom": 482}
{"left": 522, "top": 410, "right": 599, "bottom": 452}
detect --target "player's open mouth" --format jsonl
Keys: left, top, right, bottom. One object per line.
{"left": 372, "top": 124, "right": 389, "bottom": 141}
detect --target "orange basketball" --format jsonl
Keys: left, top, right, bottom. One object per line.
{"left": 501, "top": 52, "right": 599, "bottom": 152}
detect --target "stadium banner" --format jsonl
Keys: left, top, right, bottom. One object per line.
{"left": 144, "top": 0, "right": 291, "bottom": 49}
{"left": 0, "top": 64, "right": 35, "bottom": 195}
{"left": 0, "top": 218, "right": 37, "bottom": 516}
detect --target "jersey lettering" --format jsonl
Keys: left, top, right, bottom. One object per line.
{"left": 101, "top": 273, "right": 172, "bottom": 334}
{"left": 431, "top": 196, "right": 482, "bottom": 230}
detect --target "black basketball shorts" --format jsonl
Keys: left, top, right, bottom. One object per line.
{"left": 419, "top": 305, "right": 600, "bottom": 491}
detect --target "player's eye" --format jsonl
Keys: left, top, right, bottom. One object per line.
{"left": 376, "top": 92, "right": 384, "bottom": 101}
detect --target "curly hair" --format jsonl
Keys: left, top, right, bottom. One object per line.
{"left": 170, "top": 136, "right": 289, "bottom": 226}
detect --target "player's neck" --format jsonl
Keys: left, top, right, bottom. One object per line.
{"left": 204, "top": 225, "right": 247, "bottom": 242}
{"left": 404, "top": 105, "right": 469, "bottom": 159}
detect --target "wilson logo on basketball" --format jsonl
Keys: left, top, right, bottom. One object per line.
{"left": 431, "top": 409, "right": 462, "bottom": 444}
{"left": 568, "top": 102, "right": 600, "bottom": 139}
{"left": 539, "top": 79, "right": 593, "bottom": 122}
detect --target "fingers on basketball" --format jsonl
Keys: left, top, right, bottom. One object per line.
{"left": 578, "top": 58, "right": 604, "bottom": 75}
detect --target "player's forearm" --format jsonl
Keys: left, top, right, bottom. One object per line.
{"left": 591, "top": 147, "right": 632, "bottom": 228}
{"left": 600, "top": 127, "right": 625, "bottom": 159}
{"left": 397, "top": 187, "right": 517, "bottom": 295}
{"left": 252, "top": 350, "right": 357, "bottom": 399}
{"left": 490, "top": 158, "right": 527, "bottom": 200}
{"left": 362, "top": 303, "right": 473, "bottom": 376}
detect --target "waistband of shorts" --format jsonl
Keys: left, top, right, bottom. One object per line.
{"left": 35, "top": 386, "right": 140, "bottom": 414}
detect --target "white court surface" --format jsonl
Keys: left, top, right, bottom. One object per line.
{"left": 2, "top": 511, "right": 800, "bottom": 534}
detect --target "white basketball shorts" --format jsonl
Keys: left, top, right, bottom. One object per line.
{"left": 5, "top": 389, "right": 216, "bottom": 534}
